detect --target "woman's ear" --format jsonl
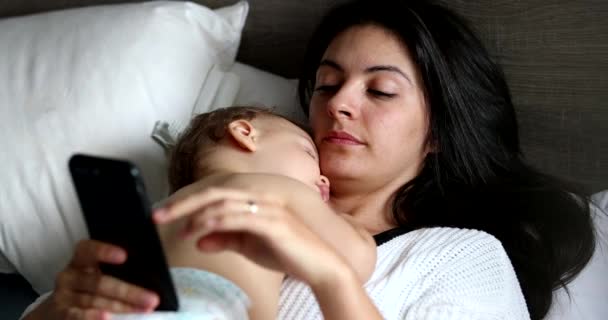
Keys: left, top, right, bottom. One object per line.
{"left": 227, "top": 119, "right": 257, "bottom": 152}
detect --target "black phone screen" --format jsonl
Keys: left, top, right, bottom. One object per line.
{"left": 69, "top": 154, "right": 179, "bottom": 311}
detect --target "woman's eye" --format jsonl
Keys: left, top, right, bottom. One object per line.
{"left": 368, "top": 89, "right": 396, "bottom": 98}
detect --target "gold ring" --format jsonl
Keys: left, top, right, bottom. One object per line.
{"left": 247, "top": 200, "right": 258, "bottom": 214}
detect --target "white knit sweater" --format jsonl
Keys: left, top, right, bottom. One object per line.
{"left": 278, "top": 227, "right": 530, "bottom": 320}
{"left": 22, "top": 228, "right": 530, "bottom": 320}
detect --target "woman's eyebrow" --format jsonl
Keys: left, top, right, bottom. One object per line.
{"left": 365, "top": 65, "right": 412, "bottom": 84}
{"left": 319, "top": 59, "right": 343, "bottom": 71}
{"left": 319, "top": 59, "right": 412, "bottom": 84}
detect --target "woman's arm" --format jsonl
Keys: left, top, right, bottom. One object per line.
{"left": 311, "top": 262, "right": 384, "bottom": 320}
{"left": 159, "top": 173, "right": 376, "bottom": 282}
{"left": 156, "top": 182, "right": 384, "bottom": 320}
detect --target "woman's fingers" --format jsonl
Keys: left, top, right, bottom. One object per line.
{"left": 67, "top": 291, "right": 140, "bottom": 313}
{"left": 179, "top": 196, "right": 285, "bottom": 238}
{"left": 59, "top": 270, "right": 159, "bottom": 311}
{"left": 180, "top": 198, "right": 263, "bottom": 235}
{"left": 193, "top": 203, "right": 286, "bottom": 248}
{"left": 154, "top": 187, "right": 283, "bottom": 224}
{"left": 192, "top": 204, "right": 341, "bottom": 283}
{"left": 69, "top": 240, "right": 126, "bottom": 269}
{"left": 154, "top": 187, "right": 251, "bottom": 223}
{"left": 74, "top": 292, "right": 134, "bottom": 313}
{"left": 65, "top": 307, "right": 109, "bottom": 320}
{"left": 55, "top": 239, "right": 159, "bottom": 314}
{"left": 42, "top": 239, "right": 158, "bottom": 319}
{"left": 202, "top": 204, "right": 277, "bottom": 235}
{"left": 193, "top": 207, "right": 288, "bottom": 271}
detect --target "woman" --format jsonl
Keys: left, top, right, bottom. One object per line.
{"left": 23, "top": 1, "right": 595, "bottom": 319}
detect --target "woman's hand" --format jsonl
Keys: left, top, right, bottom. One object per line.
{"left": 25, "top": 240, "right": 159, "bottom": 320}
{"left": 155, "top": 185, "right": 384, "bottom": 319}
{"left": 154, "top": 186, "right": 350, "bottom": 288}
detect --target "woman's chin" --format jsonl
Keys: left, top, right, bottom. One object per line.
{"left": 320, "top": 159, "right": 362, "bottom": 180}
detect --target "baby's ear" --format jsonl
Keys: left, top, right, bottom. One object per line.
{"left": 227, "top": 119, "right": 257, "bottom": 152}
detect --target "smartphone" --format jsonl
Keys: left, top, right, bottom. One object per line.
{"left": 69, "top": 153, "right": 179, "bottom": 311}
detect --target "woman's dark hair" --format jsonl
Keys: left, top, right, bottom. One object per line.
{"left": 298, "top": 1, "right": 596, "bottom": 318}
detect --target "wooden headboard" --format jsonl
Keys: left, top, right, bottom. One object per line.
{"left": 1, "top": 0, "right": 606, "bottom": 192}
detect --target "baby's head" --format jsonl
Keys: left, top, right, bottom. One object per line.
{"left": 168, "top": 106, "right": 329, "bottom": 199}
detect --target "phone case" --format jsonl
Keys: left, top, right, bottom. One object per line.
{"left": 69, "top": 154, "right": 179, "bottom": 311}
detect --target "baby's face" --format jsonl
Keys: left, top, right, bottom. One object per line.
{"left": 255, "top": 117, "right": 329, "bottom": 200}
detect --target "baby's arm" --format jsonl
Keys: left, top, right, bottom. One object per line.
{"left": 214, "top": 173, "right": 377, "bottom": 283}
{"left": 157, "top": 182, "right": 283, "bottom": 319}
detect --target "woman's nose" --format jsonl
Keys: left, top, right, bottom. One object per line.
{"left": 326, "top": 84, "right": 360, "bottom": 119}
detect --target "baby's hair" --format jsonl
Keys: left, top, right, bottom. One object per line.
{"left": 168, "top": 105, "right": 305, "bottom": 193}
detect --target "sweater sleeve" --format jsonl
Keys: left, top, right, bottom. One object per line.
{"left": 19, "top": 291, "right": 51, "bottom": 320}
{"left": 402, "top": 229, "right": 530, "bottom": 320}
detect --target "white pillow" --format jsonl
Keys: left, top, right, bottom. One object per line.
{"left": 548, "top": 190, "right": 608, "bottom": 319}
{"left": 231, "top": 62, "right": 305, "bottom": 124}
{"left": 193, "top": 65, "right": 241, "bottom": 115}
{"left": 150, "top": 62, "right": 302, "bottom": 155}
{"left": 0, "top": 0, "right": 248, "bottom": 294}
{"left": 150, "top": 64, "right": 242, "bottom": 194}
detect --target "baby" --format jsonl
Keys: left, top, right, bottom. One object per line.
{"left": 117, "top": 106, "right": 376, "bottom": 320}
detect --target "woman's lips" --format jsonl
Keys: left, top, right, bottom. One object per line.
{"left": 323, "top": 131, "right": 364, "bottom": 145}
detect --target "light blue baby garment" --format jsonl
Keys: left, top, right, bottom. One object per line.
{"left": 110, "top": 268, "right": 250, "bottom": 320}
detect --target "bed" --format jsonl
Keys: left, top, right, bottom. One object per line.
{"left": 0, "top": 0, "right": 606, "bottom": 319}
